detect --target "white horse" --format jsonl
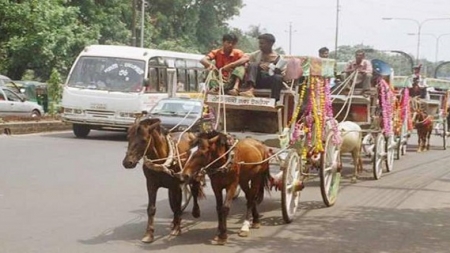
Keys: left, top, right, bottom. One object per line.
{"left": 338, "top": 121, "right": 363, "bottom": 182}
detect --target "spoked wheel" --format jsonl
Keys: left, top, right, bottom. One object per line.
{"left": 395, "top": 136, "right": 401, "bottom": 160}
{"left": 281, "top": 149, "right": 303, "bottom": 224}
{"left": 180, "top": 184, "right": 193, "bottom": 212}
{"left": 443, "top": 121, "right": 447, "bottom": 150}
{"left": 385, "top": 135, "right": 395, "bottom": 172}
{"left": 319, "top": 132, "right": 341, "bottom": 207}
{"left": 373, "top": 133, "right": 385, "bottom": 180}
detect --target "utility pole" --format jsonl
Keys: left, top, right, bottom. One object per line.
{"left": 140, "top": 0, "right": 145, "bottom": 48}
{"left": 131, "top": 0, "right": 137, "bottom": 47}
{"left": 288, "top": 22, "right": 292, "bottom": 55}
{"left": 334, "top": 0, "right": 340, "bottom": 59}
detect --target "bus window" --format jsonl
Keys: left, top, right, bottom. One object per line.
{"left": 176, "top": 69, "right": 187, "bottom": 92}
{"left": 188, "top": 69, "right": 197, "bottom": 92}
{"left": 67, "top": 56, "right": 145, "bottom": 92}
{"left": 158, "top": 68, "right": 168, "bottom": 92}
{"left": 146, "top": 67, "right": 167, "bottom": 93}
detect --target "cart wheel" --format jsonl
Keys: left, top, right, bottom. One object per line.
{"left": 373, "top": 133, "right": 385, "bottom": 180}
{"left": 319, "top": 132, "right": 341, "bottom": 207}
{"left": 443, "top": 121, "right": 447, "bottom": 150}
{"left": 180, "top": 184, "right": 193, "bottom": 212}
{"left": 281, "top": 149, "right": 302, "bottom": 224}
{"left": 395, "top": 136, "right": 401, "bottom": 160}
{"left": 385, "top": 135, "right": 395, "bottom": 172}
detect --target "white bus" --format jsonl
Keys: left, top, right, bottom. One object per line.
{"left": 62, "top": 45, "right": 205, "bottom": 137}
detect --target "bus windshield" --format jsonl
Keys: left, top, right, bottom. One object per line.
{"left": 67, "top": 56, "right": 146, "bottom": 92}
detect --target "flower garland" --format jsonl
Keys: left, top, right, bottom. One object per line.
{"left": 324, "top": 78, "right": 342, "bottom": 146}
{"left": 379, "top": 78, "right": 394, "bottom": 136}
{"left": 400, "top": 88, "right": 413, "bottom": 131}
{"left": 288, "top": 80, "right": 307, "bottom": 128}
{"left": 310, "top": 76, "right": 323, "bottom": 152}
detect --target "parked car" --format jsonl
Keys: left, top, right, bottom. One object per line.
{"left": 9, "top": 80, "right": 49, "bottom": 112}
{"left": 0, "top": 86, "right": 44, "bottom": 117}
{"left": 147, "top": 97, "right": 204, "bottom": 132}
{"left": 0, "top": 74, "right": 12, "bottom": 86}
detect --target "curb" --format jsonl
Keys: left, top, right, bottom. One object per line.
{"left": 0, "top": 120, "right": 72, "bottom": 135}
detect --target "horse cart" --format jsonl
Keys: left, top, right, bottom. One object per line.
{"left": 392, "top": 75, "right": 413, "bottom": 159}
{"left": 412, "top": 78, "right": 450, "bottom": 150}
{"left": 203, "top": 56, "right": 342, "bottom": 224}
{"left": 331, "top": 59, "right": 396, "bottom": 180}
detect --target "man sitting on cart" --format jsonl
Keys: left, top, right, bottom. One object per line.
{"left": 342, "top": 49, "right": 373, "bottom": 96}
{"left": 231, "top": 33, "right": 286, "bottom": 104}
{"left": 409, "top": 65, "right": 427, "bottom": 99}
{"left": 200, "top": 33, "right": 246, "bottom": 96}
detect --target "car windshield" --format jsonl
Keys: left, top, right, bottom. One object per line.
{"left": 150, "top": 100, "right": 202, "bottom": 116}
{"left": 66, "top": 56, "right": 145, "bottom": 92}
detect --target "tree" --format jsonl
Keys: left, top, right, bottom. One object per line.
{"left": 47, "top": 68, "right": 62, "bottom": 115}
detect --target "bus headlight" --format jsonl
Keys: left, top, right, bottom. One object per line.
{"left": 64, "top": 108, "right": 73, "bottom": 114}
{"left": 73, "top": 109, "right": 83, "bottom": 114}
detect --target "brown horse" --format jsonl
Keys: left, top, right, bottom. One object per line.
{"left": 412, "top": 109, "right": 433, "bottom": 152}
{"left": 122, "top": 117, "right": 203, "bottom": 243}
{"left": 176, "top": 131, "right": 272, "bottom": 245}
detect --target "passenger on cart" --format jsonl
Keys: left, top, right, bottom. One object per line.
{"left": 342, "top": 49, "right": 373, "bottom": 96}
{"left": 232, "top": 33, "right": 286, "bottom": 103}
{"left": 200, "top": 33, "right": 246, "bottom": 96}
{"left": 318, "top": 47, "right": 330, "bottom": 58}
{"left": 409, "top": 65, "right": 427, "bottom": 99}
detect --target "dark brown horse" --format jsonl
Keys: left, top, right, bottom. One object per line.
{"left": 177, "top": 131, "right": 272, "bottom": 245}
{"left": 122, "top": 118, "right": 203, "bottom": 243}
{"left": 412, "top": 109, "right": 433, "bottom": 152}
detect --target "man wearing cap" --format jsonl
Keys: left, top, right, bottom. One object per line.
{"left": 343, "top": 49, "right": 372, "bottom": 95}
{"left": 233, "top": 33, "right": 284, "bottom": 102}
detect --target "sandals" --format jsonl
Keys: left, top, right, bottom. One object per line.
{"left": 227, "top": 88, "right": 239, "bottom": 96}
{"left": 239, "top": 90, "right": 255, "bottom": 97}
{"left": 208, "top": 87, "right": 219, "bottom": 95}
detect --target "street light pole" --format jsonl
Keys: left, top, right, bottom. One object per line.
{"left": 140, "top": 0, "right": 146, "bottom": 48}
{"left": 334, "top": 0, "right": 340, "bottom": 59}
{"left": 407, "top": 32, "right": 450, "bottom": 63}
{"left": 382, "top": 17, "right": 450, "bottom": 64}
{"left": 131, "top": 0, "right": 137, "bottom": 47}
{"left": 436, "top": 33, "right": 450, "bottom": 62}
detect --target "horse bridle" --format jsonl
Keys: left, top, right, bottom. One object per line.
{"left": 197, "top": 139, "right": 238, "bottom": 176}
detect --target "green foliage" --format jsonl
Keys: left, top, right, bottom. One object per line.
{"left": 0, "top": 0, "right": 245, "bottom": 80}
{"left": 47, "top": 68, "right": 62, "bottom": 115}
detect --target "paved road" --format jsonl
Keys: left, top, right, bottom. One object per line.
{"left": 1, "top": 130, "right": 450, "bottom": 253}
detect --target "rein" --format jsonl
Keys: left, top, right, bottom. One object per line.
{"left": 143, "top": 134, "right": 180, "bottom": 176}
{"left": 198, "top": 139, "right": 239, "bottom": 175}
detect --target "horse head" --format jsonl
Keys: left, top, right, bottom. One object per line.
{"left": 122, "top": 117, "right": 165, "bottom": 169}
{"left": 176, "top": 130, "right": 229, "bottom": 182}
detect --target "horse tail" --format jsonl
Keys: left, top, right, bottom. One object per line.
{"left": 256, "top": 151, "right": 272, "bottom": 205}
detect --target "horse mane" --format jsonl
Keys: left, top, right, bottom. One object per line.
{"left": 196, "top": 130, "right": 229, "bottom": 149}
{"left": 131, "top": 117, "right": 169, "bottom": 135}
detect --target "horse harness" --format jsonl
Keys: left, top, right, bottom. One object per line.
{"left": 198, "top": 137, "right": 239, "bottom": 177}
{"left": 143, "top": 134, "right": 182, "bottom": 176}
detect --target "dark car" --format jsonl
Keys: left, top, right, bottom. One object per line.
{"left": 148, "top": 97, "right": 204, "bottom": 132}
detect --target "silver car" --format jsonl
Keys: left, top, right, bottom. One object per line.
{"left": 0, "top": 86, "right": 44, "bottom": 117}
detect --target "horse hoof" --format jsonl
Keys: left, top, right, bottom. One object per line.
{"left": 170, "top": 228, "right": 181, "bottom": 237}
{"left": 351, "top": 177, "right": 357, "bottom": 183}
{"left": 141, "top": 234, "right": 154, "bottom": 243}
{"left": 192, "top": 207, "right": 200, "bottom": 218}
{"left": 238, "top": 230, "right": 250, "bottom": 237}
{"left": 251, "top": 223, "right": 261, "bottom": 229}
{"left": 212, "top": 236, "right": 227, "bottom": 245}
